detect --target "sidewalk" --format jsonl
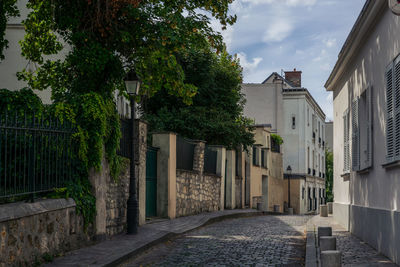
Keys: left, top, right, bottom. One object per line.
{"left": 46, "top": 209, "right": 263, "bottom": 267}
{"left": 306, "top": 215, "right": 398, "bottom": 267}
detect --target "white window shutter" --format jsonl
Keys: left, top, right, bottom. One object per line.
{"left": 386, "top": 64, "right": 395, "bottom": 162}
{"left": 343, "top": 110, "right": 350, "bottom": 173}
{"left": 366, "top": 86, "right": 373, "bottom": 168}
{"left": 395, "top": 57, "right": 400, "bottom": 160}
{"left": 352, "top": 99, "right": 360, "bottom": 171}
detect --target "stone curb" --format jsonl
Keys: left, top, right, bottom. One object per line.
{"left": 106, "top": 211, "right": 278, "bottom": 267}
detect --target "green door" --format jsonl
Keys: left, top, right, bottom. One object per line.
{"left": 146, "top": 147, "right": 158, "bottom": 217}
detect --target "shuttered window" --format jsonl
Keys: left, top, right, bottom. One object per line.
{"left": 386, "top": 55, "right": 400, "bottom": 163}
{"left": 352, "top": 99, "right": 360, "bottom": 171}
{"left": 343, "top": 109, "right": 350, "bottom": 173}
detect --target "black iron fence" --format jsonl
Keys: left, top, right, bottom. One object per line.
{"left": 271, "top": 139, "right": 280, "bottom": 153}
{"left": 204, "top": 146, "right": 217, "bottom": 175}
{"left": 0, "top": 112, "right": 77, "bottom": 201}
{"left": 117, "top": 118, "right": 131, "bottom": 159}
{"left": 176, "top": 136, "right": 195, "bottom": 171}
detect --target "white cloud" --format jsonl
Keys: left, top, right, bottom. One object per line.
{"left": 323, "top": 38, "right": 337, "bottom": 48}
{"left": 262, "top": 19, "right": 293, "bottom": 43}
{"left": 237, "top": 52, "right": 263, "bottom": 76}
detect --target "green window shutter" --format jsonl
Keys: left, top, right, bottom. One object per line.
{"left": 386, "top": 64, "right": 395, "bottom": 162}
{"left": 352, "top": 99, "right": 360, "bottom": 171}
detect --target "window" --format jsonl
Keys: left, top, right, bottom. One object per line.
{"left": 352, "top": 86, "right": 373, "bottom": 171}
{"left": 292, "top": 115, "right": 296, "bottom": 129}
{"left": 386, "top": 56, "right": 400, "bottom": 163}
{"left": 343, "top": 109, "right": 350, "bottom": 173}
{"left": 307, "top": 147, "right": 310, "bottom": 169}
{"left": 312, "top": 150, "right": 315, "bottom": 170}
{"left": 253, "top": 147, "right": 258, "bottom": 166}
{"left": 307, "top": 108, "right": 310, "bottom": 126}
{"left": 318, "top": 121, "right": 320, "bottom": 138}
{"left": 302, "top": 187, "right": 305, "bottom": 199}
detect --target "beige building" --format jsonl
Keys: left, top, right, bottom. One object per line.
{"left": 325, "top": 1, "right": 400, "bottom": 264}
{"left": 245, "top": 126, "right": 284, "bottom": 212}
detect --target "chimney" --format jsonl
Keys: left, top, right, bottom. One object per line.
{"left": 284, "top": 68, "right": 302, "bottom": 87}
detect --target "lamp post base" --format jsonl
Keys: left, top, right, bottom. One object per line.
{"left": 127, "top": 196, "right": 139, "bottom": 234}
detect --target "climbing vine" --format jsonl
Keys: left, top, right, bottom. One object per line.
{"left": 0, "top": 0, "right": 18, "bottom": 61}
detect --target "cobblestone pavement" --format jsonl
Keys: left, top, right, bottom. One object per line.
{"left": 121, "top": 215, "right": 311, "bottom": 267}
{"left": 336, "top": 231, "right": 398, "bottom": 267}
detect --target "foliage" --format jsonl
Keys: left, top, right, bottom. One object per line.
{"left": 325, "top": 149, "right": 333, "bottom": 202}
{"left": 0, "top": 89, "right": 96, "bottom": 228}
{"left": 18, "top": 0, "right": 237, "bottom": 104}
{"left": 271, "top": 134, "right": 284, "bottom": 145}
{"left": 0, "top": 0, "right": 19, "bottom": 61}
{"left": 143, "top": 47, "right": 254, "bottom": 150}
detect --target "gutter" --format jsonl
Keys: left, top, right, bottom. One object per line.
{"left": 324, "top": 0, "right": 386, "bottom": 91}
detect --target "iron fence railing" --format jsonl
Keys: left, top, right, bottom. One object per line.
{"left": 204, "top": 146, "right": 217, "bottom": 175}
{"left": 176, "top": 136, "right": 195, "bottom": 171}
{"left": 271, "top": 139, "right": 280, "bottom": 153}
{"left": 0, "top": 111, "right": 77, "bottom": 201}
{"left": 117, "top": 118, "right": 131, "bottom": 159}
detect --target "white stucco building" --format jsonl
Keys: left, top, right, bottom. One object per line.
{"left": 325, "top": 1, "right": 400, "bottom": 264}
{"left": 242, "top": 70, "right": 326, "bottom": 214}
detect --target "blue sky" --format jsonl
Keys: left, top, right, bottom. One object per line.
{"left": 212, "top": 0, "right": 366, "bottom": 120}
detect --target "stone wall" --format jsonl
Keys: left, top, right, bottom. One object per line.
{"left": 0, "top": 199, "right": 93, "bottom": 267}
{"left": 176, "top": 141, "right": 221, "bottom": 217}
{"left": 105, "top": 120, "right": 148, "bottom": 235}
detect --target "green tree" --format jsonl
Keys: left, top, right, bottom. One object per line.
{"left": 325, "top": 150, "right": 333, "bottom": 202}
{"left": 143, "top": 47, "right": 254, "bottom": 150}
{"left": 0, "top": 0, "right": 19, "bottom": 61}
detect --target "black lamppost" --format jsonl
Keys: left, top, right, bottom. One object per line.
{"left": 286, "top": 165, "right": 292, "bottom": 209}
{"left": 125, "top": 72, "right": 141, "bottom": 235}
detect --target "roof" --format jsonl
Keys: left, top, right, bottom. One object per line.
{"left": 282, "top": 88, "right": 326, "bottom": 120}
{"left": 261, "top": 72, "right": 295, "bottom": 88}
{"left": 324, "top": 0, "right": 387, "bottom": 91}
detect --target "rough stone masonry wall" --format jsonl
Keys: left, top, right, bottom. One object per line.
{"left": 176, "top": 142, "right": 221, "bottom": 217}
{"left": 106, "top": 120, "right": 147, "bottom": 235}
{"left": 0, "top": 199, "right": 93, "bottom": 267}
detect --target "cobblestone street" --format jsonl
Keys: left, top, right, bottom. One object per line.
{"left": 120, "top": 215, "right": 310, "bottom": 267}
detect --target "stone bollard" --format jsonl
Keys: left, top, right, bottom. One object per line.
{"left": 328, "top": 202, "right": 333, "bottom": 214}
{"left": 320, "top": 236, "right": 336, "bottom": 251}
{"left": 321, "top": 250, "right": 341, "bottom": 267}
{"left": 320, "top": 205, "right": 328, "bottom": 217}
{"left": 287, "top": 207, "right": 294, "bottom": 215}
{"left": 273, "top": 205, "right": 280, "bottom": 213}
{"left": 318, "top": 226, "right": 332, "bottom": 245}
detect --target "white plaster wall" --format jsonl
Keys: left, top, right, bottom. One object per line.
{"left": 332, "top": 7, "right": 400, "bottom": 212}
{"left": 241, "top": 83, "right": 283, "bottom": 132}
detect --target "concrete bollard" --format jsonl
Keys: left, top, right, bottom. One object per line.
{"left": 318, "top": 226, "right": 332, "bottom": 245}
{"left": 328, "top": 202, "right": 333, "bottom": 214}
{"left": 287, "top": 207, "right": 294, "bottom": 215}
{"left": 320, "top": 236, "right": 336, "bottom": 251}
{"left": 320, "top": 205, "right": 328, "bottom": 217}
{"left": 321, "top": 250, "right": 341, "bottom": 267}
{"left": 273, "top": 205, "right": 280, "bottom": 213}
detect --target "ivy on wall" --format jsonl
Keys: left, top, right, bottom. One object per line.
{"left": 0, "top": 0, "right": 18, "bottom": 61}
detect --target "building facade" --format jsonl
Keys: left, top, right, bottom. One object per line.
{"left": 242, "top": 71, "right": 326, "bottom": 214}
{"left": 325, "top": 1, "right": 400, "bottom": 264}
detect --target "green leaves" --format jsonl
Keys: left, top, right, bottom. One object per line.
{"left": 143, "top": 47, "right": 255, "bottom": 150}
{"left": 0, "top": 0, "right": 19, "bottom": 61}
{"left": 271, "top": 134, "right": 284, "bottom": 145}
